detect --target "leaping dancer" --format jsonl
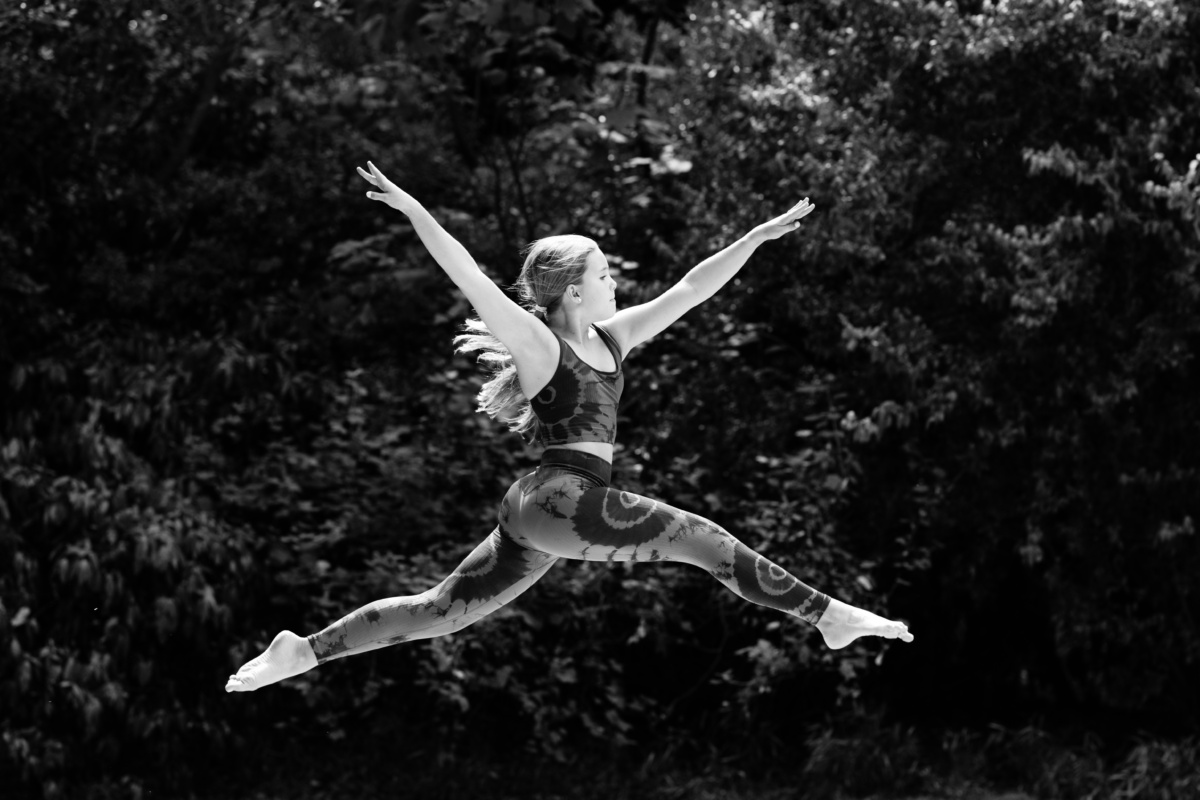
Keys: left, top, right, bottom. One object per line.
{"left": 226, "top": 161, "right": 912, "bottom": 693}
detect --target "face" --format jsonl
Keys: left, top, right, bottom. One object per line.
{"left": 567, "top": 248, "right": 618, "bottom": 320}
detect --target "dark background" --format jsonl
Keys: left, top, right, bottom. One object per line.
{"left": 2, "top": 0, "right": 1197, "bottom": 798}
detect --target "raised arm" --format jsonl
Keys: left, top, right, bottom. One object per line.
{"left": 602, "top": 198, "right": 815, "bottom": 355}
{"left": 358, "top": 162, "right": 552, "bottom": 362}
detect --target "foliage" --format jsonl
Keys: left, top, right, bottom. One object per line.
{"left": 797, "top": 720, "right": 1200, "bottom": 800}
{"left": 1, "top": 0, "right": 1198, "bottom": 797}
{"left": 779, "top": 0, "right": 1200, "bottom": 727}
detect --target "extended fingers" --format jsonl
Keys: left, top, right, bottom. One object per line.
{"left": 773, "top": 198, "right": 814, "bottom": 231}
{"left": 358, "top": 162, "right": 394, "bottom": 202}
{"left": 786, "top": 198, "right": 815, "bottom": 225}
{"left": 357, "top": 165, "right": 389, "bottom": 197}
{"left": 789, "top": 197, "right": 814, "bottom": 216}
{"left": 367, "top": 160, "right": 389, "bottom": 185}
{"left": 358, "top": 160, "right": 394, "bottom": 188}
{"left": 356, "top": 165, "right": 380, "bottom": 186}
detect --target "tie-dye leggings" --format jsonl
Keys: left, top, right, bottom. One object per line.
{"left": 307, "top": 449, "right": 830, "bottom": 663}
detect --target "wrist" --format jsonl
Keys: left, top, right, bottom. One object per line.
{"left": 743, "top": 228, "right": 769, "bottom": 247}
{"left": 405, "top": 202, "right": 432, "bottom": 223}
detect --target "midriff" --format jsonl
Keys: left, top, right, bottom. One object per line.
{"left": 545, "top": 441, "right": 613, "bottom": 463}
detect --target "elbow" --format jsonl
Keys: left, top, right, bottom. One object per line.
{"left": 681, "top": 278, "right": 710, "bottom": 306}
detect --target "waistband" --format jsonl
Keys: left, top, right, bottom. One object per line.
{"left": 539, "top": 448, "right": 612, "bottom": 487}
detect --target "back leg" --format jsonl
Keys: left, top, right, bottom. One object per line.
{"left": 226, "top": 528, "right": 557, "bottom": 691}
{"left": 308, "top": 528, "right": 558, "bottom": 663}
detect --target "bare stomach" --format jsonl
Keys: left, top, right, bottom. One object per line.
{"left": 544, "top": 442, "right": 613, "bottom": 463}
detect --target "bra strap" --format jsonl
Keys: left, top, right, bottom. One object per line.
{"left": 592, "top": 324, "right": 623, "bottom": 364}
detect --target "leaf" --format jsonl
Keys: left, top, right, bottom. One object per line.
{"left": 602, "top": 106, "right": 642, "bottom": 130}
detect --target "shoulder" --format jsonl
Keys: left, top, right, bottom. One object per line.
{"left": 509, "top": 320, "right": 561, "bottom": 361}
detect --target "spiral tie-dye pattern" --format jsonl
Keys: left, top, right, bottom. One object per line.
{"left": 531, "top": 325, "right": 624, "bottom": 446}
{"left": 307, "top": 450, "right": 829, "bottom": 663}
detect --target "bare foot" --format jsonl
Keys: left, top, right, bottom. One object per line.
{"left": 815, "top": 599, "right": 914, "bottom": 650}
{"left": 225, "top": 631, "right": 318, "bottom": 692}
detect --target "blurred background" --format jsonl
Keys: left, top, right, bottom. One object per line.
{"left": 2, "top": 0, "right": 1198, "bottom": 798}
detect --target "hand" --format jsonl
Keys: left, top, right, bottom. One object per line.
{"left": 752, "top": 197, "right": 816, "bottom": 242}
{"left": 357, "top": 160, "right": 420, "bottom": 215}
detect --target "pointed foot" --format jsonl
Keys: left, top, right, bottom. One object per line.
{"left": 816, "top": 599, "right": 913, "bottom": 650}
{"left": 225, "top": 630, "right": 317, "bottom": 693}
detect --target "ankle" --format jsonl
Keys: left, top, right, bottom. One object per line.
{"left": 821, "top": 598, "right": 851, "bottom": 623}
{"left": 283, "top": 631, "right": 317, "bottom": 669}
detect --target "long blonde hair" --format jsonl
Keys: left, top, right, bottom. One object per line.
{"left": 454, "top": 234, "right": 596, "bottom": 442}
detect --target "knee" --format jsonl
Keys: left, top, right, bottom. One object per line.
{"left": 673, "top": 518, "right": 739, "bottom": 568}
{"left": 686, "top": 513, "right": 737, "bottom": 548}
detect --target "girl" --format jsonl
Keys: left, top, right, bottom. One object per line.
{"left": 226, "top": 162, "right": 912, "bottom": 693}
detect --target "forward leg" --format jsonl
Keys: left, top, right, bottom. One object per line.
{"left": 519, "top": 483, "right": 912, "bottom": 647}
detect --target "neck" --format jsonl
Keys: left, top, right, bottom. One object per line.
{"left": 551, "top": 313, "right": 590, "bottom": 345}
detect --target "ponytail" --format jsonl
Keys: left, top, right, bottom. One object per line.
{"left": 453, "top": 235, "right": 596, "bottom": 441}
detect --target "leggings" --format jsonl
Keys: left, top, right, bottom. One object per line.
{"left": 307, "top": 449, "right": 830, "bottom": 664}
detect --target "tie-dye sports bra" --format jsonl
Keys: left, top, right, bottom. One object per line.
{"left": 531, "top": 325, "right": 624, "bottom": 446}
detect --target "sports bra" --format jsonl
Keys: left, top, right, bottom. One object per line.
{"left": 531, "top": 325, "right": 624, "bottom": 446}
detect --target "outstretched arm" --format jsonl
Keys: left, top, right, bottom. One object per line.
{"left": 602, "top": 198, "right": 815, "bottom": 355}
{"left": 358, "top": 162, "right": 550, "bottom": 359}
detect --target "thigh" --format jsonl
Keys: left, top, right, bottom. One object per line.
{"left": 513, "top": 477, "right": 732, "bottom": 564}
{"left": 431, "top": 527, "right": 559, "bottom": 612}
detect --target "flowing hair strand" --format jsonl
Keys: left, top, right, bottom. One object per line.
{"left": 452, "top": 234, "right": 596, "bottom": 442}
